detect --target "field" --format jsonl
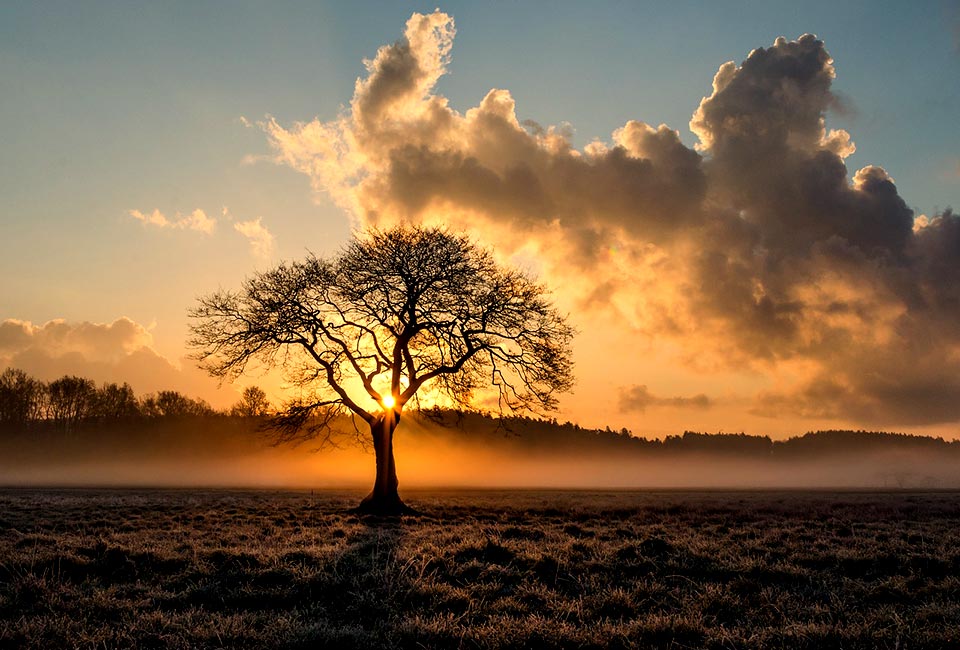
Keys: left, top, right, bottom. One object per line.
{"left": 1, "top": 489, "right": 959, "bottom": 649}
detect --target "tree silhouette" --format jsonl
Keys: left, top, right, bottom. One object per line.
{"left": 92, "top": 382, "right": 140, "bottom": 420}
{"left": 189, "top": 225, "right": 575, "bottom": 514}
{"left": 151, "top": 390, "right": 214, "bottom": 418}
{"left": 46, "top": 375, "right": 96, "bottom": 432}
{"left": 231, "top": 386, "right": 271, "bottom": 417}
{"left": 0, "top": 368, "right": 45, "bottom": 426}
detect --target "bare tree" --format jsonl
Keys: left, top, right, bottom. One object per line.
{"left": 46, "top": 375, "right": 96, "bottom": 432}
{"left": 0, "top": 368, "right": 45, "bottom": 427}
{"left": 189, "top": 225, "right": 575, "bottom": 514}
{"left": 91, "top": 382, "right": 140, "bottom": 420}
{"left": 152, "top": 390, "right": 215, "bottom": 417}
{"left": 231, "top": 386, "right": 271, "bottom": 417}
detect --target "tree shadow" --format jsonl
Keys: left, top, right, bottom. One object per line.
{"left": 284, "top": 513, "right": 418, "bottom": 649}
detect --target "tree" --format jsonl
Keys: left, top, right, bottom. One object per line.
{"left": 190, "top": 225, "right": 575, "bottom": 514}
{"left": 91, "top": 382, "right": 141, "bottom": 420}
{"left": 0, "top": 368, "right": 45, "bottom": 427}
{"left": 152, "top": 390, "right": 215, "bottom": 417}
{"left": 46, "top": 375, "right": 96, "bottom": 432}
{"left": 231, "top": 386, "right": 271, "bottom": 417}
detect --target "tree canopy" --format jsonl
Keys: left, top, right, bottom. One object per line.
{"left": 190, "top": 225, "right": 574, "bottom": 434}
{"left": 189, "top": 225, "right": 575, "bottom": 512}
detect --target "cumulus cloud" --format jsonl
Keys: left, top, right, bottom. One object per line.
{"left": 0, "top": 318, "right": 152, "bottom": 361}
{"left": 619, "top": 385, "right": 712, "bottom": 413}
{"left": 234, "top": 218, "right": 275, "bottom": 263}
{"left": 129, "top": 208, "right": 217, "bottom": 234}
{"left": 0, "top": 318, "right": 229, "bottom": 406}
{"left": 259, "top": 13, "right": 960, "bottom": 426}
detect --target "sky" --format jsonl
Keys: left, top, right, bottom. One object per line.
{"left": 2, "top": 1, "right": 959, "bottom": 439}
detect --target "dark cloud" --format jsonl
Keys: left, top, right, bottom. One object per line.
{"left": 912, "top": 208, "right": 960, "bottom": 317}
{"left": 619, "top": 385, "right": 712, "bottom": 414}
{"left": 263, "top": 14, "right": 960, "bottom": 426}
{"left": 753, "top": 360, "right": 960, "bottom": 427}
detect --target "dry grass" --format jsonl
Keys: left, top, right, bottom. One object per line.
{"left": 1, "top": 489, "right": 959, "bottom": 649}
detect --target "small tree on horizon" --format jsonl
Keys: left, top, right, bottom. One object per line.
{"left": 231, "top": 386, "right": 271, "bottom": 417}
{"left": 46, "top": 375, "right": 96, "bottom": 432}
{"left": 189, "top": 225, "right": 575, "bottom": 514}
{"left": 0, "top": 368, "right": 46, "bottom": 427}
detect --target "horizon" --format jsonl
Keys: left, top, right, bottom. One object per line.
{"left": 5, "top": 365, "right": 960, "bottom": 443}
{"left": 4, "top": 381, "right": 959, "bottom": 490}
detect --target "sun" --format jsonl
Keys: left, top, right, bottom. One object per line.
{"left": 382, "top": 394, "right": 396, "bottom": 409}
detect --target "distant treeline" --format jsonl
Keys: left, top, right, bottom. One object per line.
{"left": 0, "top": 368, "right": 270, "bottom": 432}
{"left": 420, "top": 408, "right": 960, "bottom": 459}
{"left": 2, "top": 368, "right": 958, "bottom": 459}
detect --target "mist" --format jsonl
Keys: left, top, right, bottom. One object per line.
{"left": 2, "top": 414, "right": 956, "bottom": 490}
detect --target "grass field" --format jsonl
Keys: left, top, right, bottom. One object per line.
{"left": 1, "top": 488, "right": 959, "bottom": 649}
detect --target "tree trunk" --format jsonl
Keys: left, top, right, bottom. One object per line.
{"left": 356, "top": 411, "right": 414, "bottom": 515}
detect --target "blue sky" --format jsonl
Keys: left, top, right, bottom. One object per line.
{"left": 2, "top": 1, "right": 959, "bottom": 432}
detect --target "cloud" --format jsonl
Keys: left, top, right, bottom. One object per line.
{"left": 0, "top": 318, "right": 231, "bottom": 406}
{"left": 752, "top": 350, "right": 960, "bottom": 426}
{"left": 129, "top": 208, "right": 216, "bottom": 234}
{"left": 261, "top": 11, "right": 705, "bottom": 247}
{"left": 619, "top": 385, "right": 712, "bottom": 413}
{"left": 128, "top": 208, "right": 171, "bottom": 228}
{"left": 130, "top": 206, "right": 278, "bottom": 262}
{"left": 259, "top": 14, "right": 960, "bottom": 426}
{"left": 0, "top": 317, "right": 152, "bottom": 361}
{"left": 234, "top": 218, "right": 275, "bottom": 263}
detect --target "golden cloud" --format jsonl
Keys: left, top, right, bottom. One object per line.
{"left": 257, "top": 14, "right": 960, "bottom": 426}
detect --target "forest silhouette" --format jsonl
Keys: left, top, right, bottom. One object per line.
{"left": 2, "top": 366, "right": 958, "bottom": 490}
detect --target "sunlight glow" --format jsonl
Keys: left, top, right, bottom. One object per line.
{"left": 382, "top": 394, "right": 396, "bottom": 409}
